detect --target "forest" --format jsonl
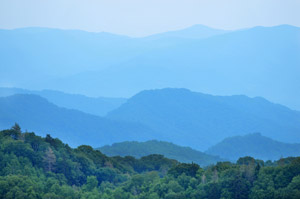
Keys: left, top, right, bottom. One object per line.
{"left": 1, "top": 125, "right": 300, "bottom": 199}
{"left": 98, "top": 140, "right": 223, "bottom": 166}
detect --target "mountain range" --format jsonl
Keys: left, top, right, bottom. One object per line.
{"left": 1, "top": 88, "right": 300, "bottom": 152}
{"left": 107, "top": 88, "right": 300, "bottom": 151}
{"left": 143, "top": 24, "right": 229, "bottom": 41}
{"left": 0, "top": 25, "right": 299, "bottom": 110}
{"left": 0, "top": 87, "right": 126, "bottom": 116}
{"left": 0, "top": 94, "right": 157, "bottom": 147}
{"left": 206, "top": 133, "right": 300, "bottom": 161}
{"left": 98, "top": 134, "right": 300, "bottom": 164}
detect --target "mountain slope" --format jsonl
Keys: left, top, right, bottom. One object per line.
{"left": 0, "top": 25, "right": 203, "bottom": 90}
{"left": 206, "top": 133, "right": 300, "bottom": 161}
{"left": 1, "top": 25, "right": 299, "bottom": 110}
{"left": 2, "top": 127, "right": 300, "bottom": 198}
{"left": 144, "top": 24, "right": 228, "bottom": 40}
{"left": 107, "top": 88, "right": 300, "bottom": 151}
{"left": 51, "top": 25, "right": 300, "bottom": 110}
{"left": 98, "top": 140, "right": 223, "bottom": 167}
{"left": 0, "top": 27, "right": 138, "bottom": 76}
{"left": 0, "top": 94, "right": 157, "bottom": 147}
{"left": 0, "top": 87, "right": 126, "bottom": 116}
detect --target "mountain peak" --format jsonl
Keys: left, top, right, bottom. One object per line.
{"left": 143, "top": 24, "right": 228, "bottom": 40}
{"left": 185, "top": 24, "right": 225, "bottom": 31}
{"left": 107, "top": 88, "right": 300, "bottom": 151}
{"left": 206, "top": 133, "right": 300, "bottom": 161}
{"left": 0, "top": 94, "right": 156, "bottom": 147}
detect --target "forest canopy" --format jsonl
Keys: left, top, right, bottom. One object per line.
{"left": 0, "top": 125, "right": 300, "bottom": 199}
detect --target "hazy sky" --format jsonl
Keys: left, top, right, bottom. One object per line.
{"left": 0, "top": 0, "right": 299, "bottom": 37}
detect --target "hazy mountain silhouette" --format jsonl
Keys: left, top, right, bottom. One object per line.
{"left": 206, "top": 133, "right": 300, "bottom": 161}
{"left": 0, "top": 94, "right": 157, "bottom": 147}
{"left": 1, "top": 25, "right": 216, "bottom": 85}
{"left": 144, "top": 24, "right": 228, "bottom": 40}
{"left": 0, "top": 87, "right": 126, "bottom": 116}
{"left": 39, "top": 25, "right": 300, "bottom": 110}
{"left": 98, "top": 140, "right": 224, "bottom": 167}
{"left": 0, "top": 27, "right": 142, "bottom": 89}
{"left": 1, "top": 89, "right": 300, "bottom": 152}
{"left": 107, "top": 88, "right": 300, "bottom": 151}
{"left": 0, "top": 25, "right": 299, "bottom": 109}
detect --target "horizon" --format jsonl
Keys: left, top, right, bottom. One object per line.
{"left": 1, "top": 0, "right": 300, "bottom": 37}
{"left": 0, "top": 24, "right": 299, "bottom": 110}
{"left": 0, "top": 23, "right": 299, "bottom": 38}
{"left": 1, "top": 1, "right": 300, "bottom": 198}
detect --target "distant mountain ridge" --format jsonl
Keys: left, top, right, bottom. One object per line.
{"left": 206, "top": 133, "right": 300, "bottom": 161}
{"left": 0, "top": 87, "right": 126, "bottom": 116}
{"left": 1, "top": 89, "right": 300, "bottom": 152}
{"left": 107, "top": 88, "right": 300, "bottom": 151}
{"left": 143, "top": 24, "right": 228, "bottom": 40}
{"left": 1, "top": 25, "right": 299, "bottom": 110}
{"left": 98, "top": 140, "right": 224, "bottom": 167}
{"left": 0, "top": 94, "right": 157, "bottom": 147}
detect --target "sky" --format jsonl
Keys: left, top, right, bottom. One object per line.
{"left": 0, "top": 0, "right": 300, "bottom": 37}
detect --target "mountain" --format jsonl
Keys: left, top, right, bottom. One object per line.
{"left": 144, "top": 24, "right": 228, "bottom": 40}
{"left": 44, "top": 25, "right": 300, "bottom": 110}
{"left": 206, "top": 133, "right": 300, "bottom": 161}
{"left": 0, "top": 94, "right": 157, "bottom": 147}
{"left": 0, "top": 26, "right": 201, "bottom": 93}
{"left": 0, "top": 27, "right": 139, "bottom": 76}
{"left": 0, "top": 87, "right": 126, "bottom": 116}
{"left": 0, "top": 27, "right": 147, "bottom": 93}
{"left": 98, "top": 140, "right": 224, "bottom": 167}
{"left": 1, "top": 25, "right": 299, "bottom": 110}
{"left": 107, "top": 88, "right": 300, "bottom": 151}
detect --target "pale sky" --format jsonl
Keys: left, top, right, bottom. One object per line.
{"left": 0, "top": 0, "right": 299, "bottom": 37}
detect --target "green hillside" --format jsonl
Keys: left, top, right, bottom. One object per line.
{"left": 1, "top": 126, "right": 300, "bottom": 198}
{"left": 98, "top": 140, "right": 224, "bottom": 167}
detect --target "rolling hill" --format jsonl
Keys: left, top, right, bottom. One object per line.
{"left": 0, "top": 94, "right": 157, "bottom": 147}
{"left": 107, "top": 88, "right": 300, "bottom": 151}
{"left": 206, "top": 133, "right": 300, "bottom": 161}
{"left": 98, "top": 140, "right": 224, "bottom": 167}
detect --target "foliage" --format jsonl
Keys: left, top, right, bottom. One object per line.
{"left": 98, "top": 140, "right": 223, "bottom": 167}
{"left": 1, "top": 127, "right": 300, "bottom": 198}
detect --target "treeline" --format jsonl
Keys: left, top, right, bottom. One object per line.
{"left": 0, "top": 125, "right": 300, "bottom": 199}
{"left": 98, "top": 140, "right": 223, "bottom": 166}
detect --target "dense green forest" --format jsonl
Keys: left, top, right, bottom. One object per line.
{"left": 1, "top": 125, "right": 300, "bottom": 199}
{"left": 98, "top": 140, "right": 223, "bottom": 166}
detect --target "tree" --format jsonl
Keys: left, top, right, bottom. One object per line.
{"left": 11, "top": 123, "right": 21, "bottom": 133}
{"left": 83, "top": 176, "right": 98, "bottom": 192}
{"left": 8, "top": 123, "right": 22, "bottom": 140}
{"left": 168, "top": 163, "right": 200, "bottom": 177}
{"left": 43, "top": 147, "right": 56, "bottom": 172}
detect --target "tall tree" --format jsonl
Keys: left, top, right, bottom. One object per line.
{"left": 43, "top": 147, "right": 56, "bottom": 172}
